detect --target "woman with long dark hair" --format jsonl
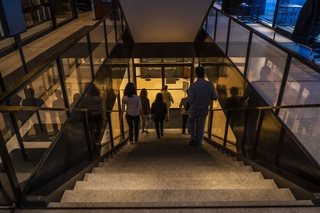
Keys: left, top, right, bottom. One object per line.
{"left": 151, "top": 93, "right": 168, "bottom": 138}
{"left": 121, "top": 82, "right": 143, "bottom": 144}
{"left": 139, "top": 88, "right": 151, "bottom": 133}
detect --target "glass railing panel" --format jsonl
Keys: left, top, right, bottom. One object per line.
{"left": 1, "top": 107, "right": 56, "bottom": 191}
{"left": 247, "top": 34, "right": 286, "bottom": 106}
{"left": 204, "top": 7, "right": 217, "bottom": 39}
{"left": 211, "top": 109, "right": 227, "bottom": 146}
{"left": 106, "top": 13, "right": 117, "bottom": 55}
{"left": 214, "top": 11, "right": 229, "bottom": 53}
{"left": 115, "top": 9, "right": 123, "bottom": 38}
{"left": 89, "top": 23, "right": 107, "bottom": 75}
{"left": 111, "top": 100, "right": 121, "bottom": 146}
{"left": 280, "top": 57, "right": 320, "bottom": 164}
{"left": 121, "top": 10, "right": 127, "bottom": 33}
{"left": 1, "top": 52, "right": 24, "bottom": 91}
{"left": 228, "top": 20, "right": 250, "bottom": 74}
{"left": 30, "top": 62, "right": 68, "bottom": 133}
{"left": 0, "top": 154, "right": 15, "bottom": 205}
{"left": 62, "top": 37, "right": 93, "bottom": 103}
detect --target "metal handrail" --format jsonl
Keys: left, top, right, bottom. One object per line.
{"left": 209, "top": 6, "right": 320, "bottom": 72}
{"left": 0, "top": 8, "right": 122, "bottom": 106}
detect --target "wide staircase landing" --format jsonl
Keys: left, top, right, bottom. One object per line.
{"left": 32, "top": 129, "right": 318, "bottom": 212}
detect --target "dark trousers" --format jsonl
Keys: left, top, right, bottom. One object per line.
{"left": 126, "top": 114, "right": 140, "bottom": 142}
{"left": 182, "top": 114, "right": 189, "bottom": 133}
{"left": 153, "top": 119, "right": 164, "bottom": 138}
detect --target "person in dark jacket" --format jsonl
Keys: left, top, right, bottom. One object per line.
{"left": 151, "top": 93, "right": 168, "bottom": 139}
{"left": 139, "top": 88, "right": 151, "bottom": 133}
{"left": 179, "top": 89, "right": 190, "bottom": 134}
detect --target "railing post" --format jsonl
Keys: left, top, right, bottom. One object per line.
{"left": 82, "top": 110, "right": 94, "bottom": 161}
{"left": 250, "top": 109, "right": 264, "bottom": 160}
{"left": 103, "top": 20, "right": 109, "bottom": 57}
{"left": 118, "top": 92, "right": 125, "bottom": 140}
{"left": 207, "top": 101, "right": 214, "bottom": 139}
{"left": 56, "top": 57, "right": 70, "bottom": 118}
{"left": 86, "top": 33, "right": 95, "bottom": 79}
{"left": 223, "top": 110, "right": 231, "bottom": 147}
{"left": 0, "top": 74, "right": 27, "bottom": 160}
{"left": 214, "top": 10, "right": 218, "bottom": 41}
{"left": 275, "top": 55, "right": 292, "bottom": 116}
{"left": 244, "top": 31, "right": 253, "bottom": 78}
{"left": 0, "top": 130, "right": 22, "bottom": 206}
{"left": 113, "top": 10, "right": 118, "bottom": 42}
{"left": 225, "top": 18, "right": 231, "bottom": 55}
{"left": 106, "top": 110, "right": 114, "bottom": 148}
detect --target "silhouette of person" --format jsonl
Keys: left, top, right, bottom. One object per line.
{"left": 51, "top": 90, "right": 67, "bottom": 132}
{"left": 21, "top": 88, "right": 47, "bottom": 137}
{"left": 81, "top": 84, "right": 103, "bottom": 145}
{"left": 298, "top": 89, "right": 320, "bottom": 136}
{"left": 70, "top": 93, "right": 80, "bottom": 109}
{"left": 179, "top": 89, "right": 189, "bottom": 134}
{"left": 251, "top": 65, "right": 277, "bottom": 106}
{"left": 36, "top": 86, "right": 49, "bottom": 103}
{"left": 225, "top": 86, "right": 241, "bottom": 129}
{"left": 21, "top": 88, "right": 46, "bottom": 124}
{"left": 139, "top": 88, "right": 151, "bottom": 133}
{"left": 241, "top": 65, "right": 276, "bottom": 153}
{"left": 151, "top": 93, "right": 168, "bottom": 138}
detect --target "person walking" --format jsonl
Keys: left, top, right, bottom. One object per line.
{"left": 139, "top": 88, "right": 151, "bottom": 133}
{"left": 151, "top": 93, "right": 168, "bottom": 139}
{"left": 121, "top": 82, "right": 143, "bottom": 144}
{"left": 179, "top": 89, "right": 190, "bottom": 134}
{"left": 161, "top": 85, "right": 174, "bottom": 119}
{"left": 187, "top": 66, "right": 218, "bottom": 146}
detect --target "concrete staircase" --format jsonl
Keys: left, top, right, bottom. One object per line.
{"left": 47, "top": 129, "right": 316, "bottom": 211}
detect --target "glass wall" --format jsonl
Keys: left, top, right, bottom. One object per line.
{"left": 206, "top": 6, "right": 320, "bottom": 176}
{"left": 0, "top": 0, "right": 78, "bottom": 57}
{"left": 0, "top": 8, "right": 126, "bottom": 206}
{"left": 216, "top": 0, "right": 308, "bottom": 36}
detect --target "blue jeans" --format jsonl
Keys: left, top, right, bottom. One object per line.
{"left": 188, "top": 108, "right": 208, "bottom": 146}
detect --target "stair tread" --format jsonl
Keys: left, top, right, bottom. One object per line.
{"left": 55, "top": 129, "right": 312, "bottom": 208}
{"left": 74, "top": 178, "right": 277, "bottom": 190}
{"left": 92, "top": 165, "right": 253, "bottom": 173}
{"left": 49, "top": 199, "right": 314, "bottom": 208}
{"left": 59, "top": 189, "right": 296, "bottom": 203}
{"left": 83, "top": 172, "right": 265, "bottom": 180}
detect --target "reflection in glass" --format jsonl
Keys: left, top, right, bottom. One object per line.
{"left": 280, "top": 57, "right": 320, "bottom": 164}
{"left": 247, "top": 34, "right": 285, "bottom": 106}
{"left": 228, "top": 21, "right": 250, "bottom": 74}
{"left": 214, "top": 12, "right": 229, "bottom": 52}
{"left": 90, "top": 23, "right": 107, "bottom": 74}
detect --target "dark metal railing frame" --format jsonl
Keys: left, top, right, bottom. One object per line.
{"left": 0, "top": 7, "right": 127, "bottom": 206}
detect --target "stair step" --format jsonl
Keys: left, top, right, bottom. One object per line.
{"left": 54, "top": 129, "right": 313, "bottom": 209}
{"left": 74, "top": 178, "right": 277, "bottom": 190}
{"left": 105, "top": 155, "right": 238, "bottom": 162}
{"left": 83, "top": 172, "right": 265, "bottom": 181}
{"left": 48, "top": 199, "right": 314, "bottom": 208}
{"left": 93, "top": 164, "right": 253, "bottom": 173}
{"left": 98, "top": 159, "right": 244, "bottom": 169}
{"left": 59, "top": 189, "right": 296, "bottom": 203}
